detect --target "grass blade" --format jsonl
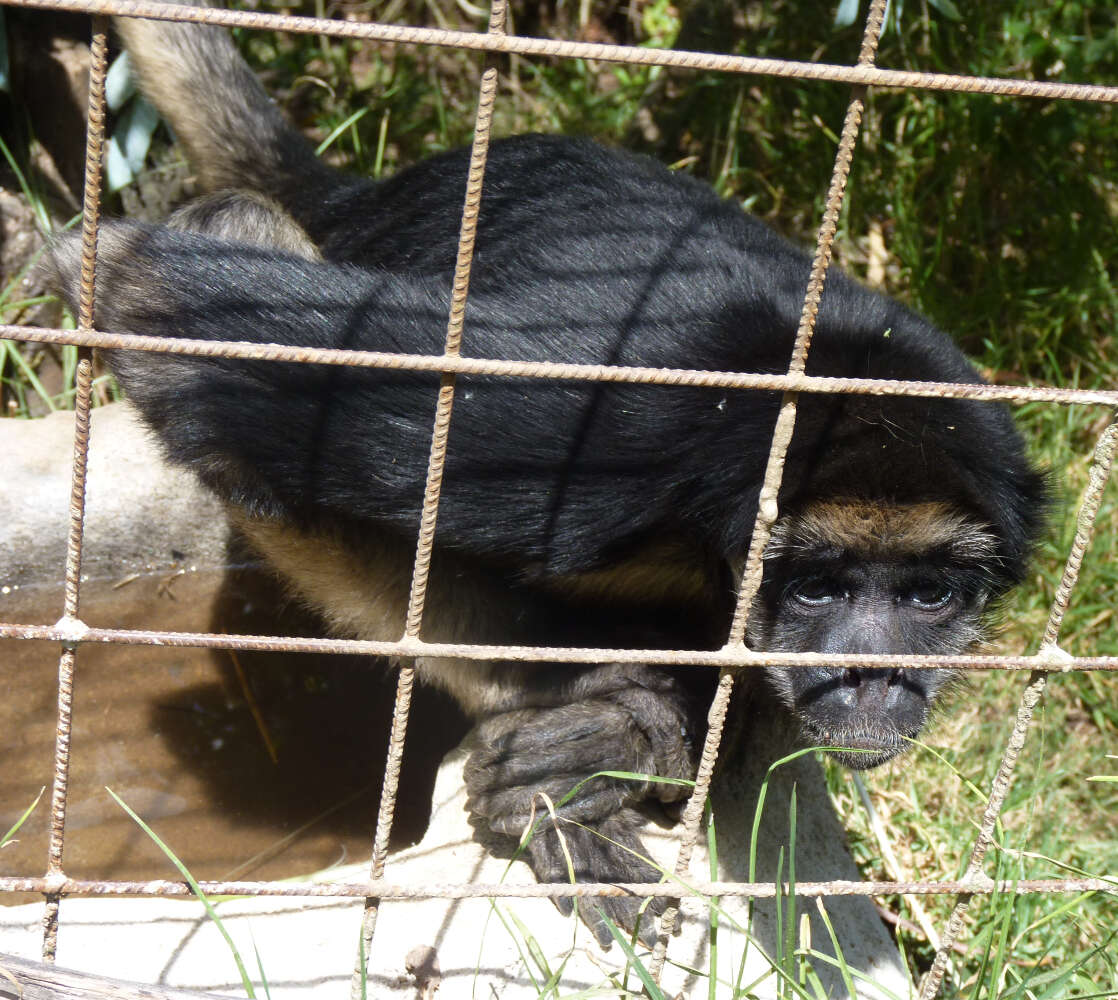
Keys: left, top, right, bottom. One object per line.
{"left": 107, "top": 787, "right": 258, "bottom": 999}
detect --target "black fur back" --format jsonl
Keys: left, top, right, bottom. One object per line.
{"left": 61, "top": 133, "right": 1045, "bottom": 590}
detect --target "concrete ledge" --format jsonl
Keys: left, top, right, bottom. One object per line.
{"left": 0, "top": 403, "right": 230, "bottom": 607}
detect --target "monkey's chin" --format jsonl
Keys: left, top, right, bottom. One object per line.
{"left": 824, "top": 744, "right": 905, "bottom": 771}
{"left": 805, "top": 727, "right": 911, "bottom": 771}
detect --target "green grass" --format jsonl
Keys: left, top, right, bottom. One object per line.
{"left": 0, "top": 787, "right": 44, "bottom": 848}
{"left": 2, "top": 0, "right": 1116, "bottom": 994}
{"left": 109, "top": 787, "right": 266, "bottom": 999}
{"left": 0, "top": 131, "right": 110, "bottom": 416}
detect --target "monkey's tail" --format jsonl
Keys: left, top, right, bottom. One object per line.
{"left": 115, "top": 8, "right": 341, "bottom": 208}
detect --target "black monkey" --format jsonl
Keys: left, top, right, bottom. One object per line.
{"left": 49, "top": 8, "right": 1046, "bottom": 948}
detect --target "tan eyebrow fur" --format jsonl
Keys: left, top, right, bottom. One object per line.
{"left": 766, "top": 500, "right": 999, "bottom": 561}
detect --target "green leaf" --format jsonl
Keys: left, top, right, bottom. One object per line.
{"left": 927, "top": 0, "right": 961, "bottom": 20}
{"left": 833, "top": 0, "right": 861, "bottom": 29}
{"left": 596, "top": 912, "right": 666, "bottom": 1000}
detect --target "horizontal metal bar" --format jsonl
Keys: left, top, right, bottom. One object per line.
{"left": 1, "top": 875, "right": 1113, "bottom": 900}
{"left": 5, "top": 325, "right": 1118, "bottom": 407}
{"left": 3, "top": 0, "right": 1118, "bottom": 104}
{"left": 1, "top": 620, "right": 1115, "bottom": 672}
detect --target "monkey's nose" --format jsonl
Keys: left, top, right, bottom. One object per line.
{"left": 841, "top": 667, "right": 903, "bottom": 709}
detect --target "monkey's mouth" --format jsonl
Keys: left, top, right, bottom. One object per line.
{"left": 800, "top": 723, "right": 911, "bottom": 771}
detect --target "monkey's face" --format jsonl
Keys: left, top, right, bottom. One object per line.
{"left": 751, "top": 501, "right": 998, "bottom": 769}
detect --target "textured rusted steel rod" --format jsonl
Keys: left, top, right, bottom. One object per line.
{"left": 1, "top": 621, "right": 1116, "bottom": 671}
{"left": 5, "top": 324, "right": 1118, "bottom": 407}
{"left": 2, "top": 0, "right": 1117, "bottom": 104}
{"left": 2, "top": 876, "right": 1114, "bottom": 899}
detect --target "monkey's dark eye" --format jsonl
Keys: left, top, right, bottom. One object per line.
{"left": 902, "top": 584, "right": 954, "bottom": 611}
{"left": 790, "top": 578, "right": 845, "bottom": 608}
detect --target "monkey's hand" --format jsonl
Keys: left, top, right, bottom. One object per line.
{"left": 463, "top": 664, "right": 699, "bottom": 949}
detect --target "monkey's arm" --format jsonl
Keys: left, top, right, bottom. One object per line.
{"left": 50, "top": 219, "right": 466, "bottom": 524}
{"left": 49, "top": 218, "right": 760, "bottom": 578}
{"left": 51, "top": 223, "right": 714, "bottom": 945}
{"left": 245, "top": 511, "right": 709, "bottom": 946}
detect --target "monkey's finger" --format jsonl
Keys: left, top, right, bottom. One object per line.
{"left": 520, "top": 811, "right": 667, "bottom": 948}
{"left": 471, "top": 779, "right": 646, "bottom": 834}
{"left": 591, "top": 894, "right": 667, "bottom": 950}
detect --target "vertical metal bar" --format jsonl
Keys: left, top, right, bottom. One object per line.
{"left": 648, "top": 0, "right": 889, "bottom": 981}
{"left": 918, "top": 418, "right": 1118, "bottom": 1000}
{"left": 350, "top": 3, "right": 507, "bottom": 994}
{"left": 41, "top": 12, "right": 109, "bottom": 964}
{"left": 724, "top": 4, "right": 886, "bottom": 649}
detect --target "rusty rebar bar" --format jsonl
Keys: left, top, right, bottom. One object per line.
{"left": 4, "top": 621, "right": 1118, "bottom": 672}
{"left": 3, "top": 0, "right": 1117, "bottom": 105}
{"left": 918, "top": 419, "right": 1118, "bottom": 1000}
{"left": 41, "top": 13, "right": 109, "bottom": 963}
{"left": 6, "top": 617, "right": 1118, "bottom": 671}
{"left": 649, "top": 0, "right": 890, "bottom": 981}
{"left": 2, "top": 875, "right": 1114, "bottom": 901}
{"left": 352, "top": 3, "right": 507, "bottom": 989}
{"left": 6, "top": 323, "right": 1118, "bottom": 408}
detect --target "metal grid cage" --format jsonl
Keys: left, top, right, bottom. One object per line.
{"left": 0, "top": 1, "right": 1116, "bottom": 997}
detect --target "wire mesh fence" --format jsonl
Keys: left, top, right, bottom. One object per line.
{"left": 0, "top": 0, "right": 1115, "bottom": 997}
